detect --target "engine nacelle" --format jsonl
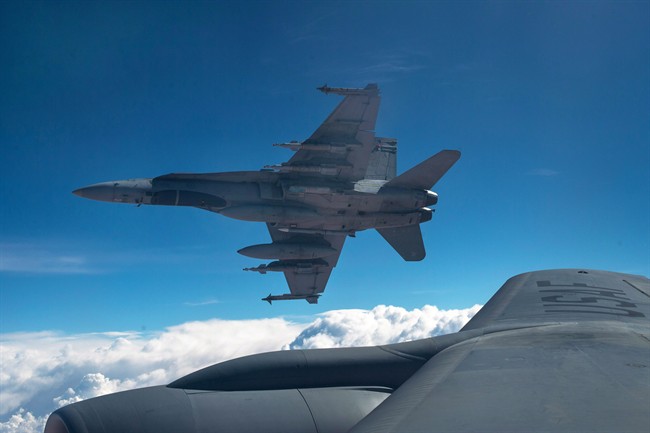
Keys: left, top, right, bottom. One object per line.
{"left": 44, "top": 385, "right": 389, "bottom": 433}
{"left": 425, "top": 190, "right": 438, "bottom": 206}
{"left": 420, "top": 207, "right": 433, "bottom": 223}
{"left": 378, "top": 187, "right": 438, "bottom": 210}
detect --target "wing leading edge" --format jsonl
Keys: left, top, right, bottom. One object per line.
{"left": 270, "top": 84, "right": 381, "bottom": 182}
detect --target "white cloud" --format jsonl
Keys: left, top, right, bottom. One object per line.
{"left": 0, "top": 304, "right": 480, "bottom": 433}
{"left": 53, "top": 373, "right": 126, "bottom": 407}
{"left": 0, "top": 409, "right": 47, "bottom": 433}
{"left": 0, "top": 319, "right": 303, "bottom": 419}
{"left": 288, "top": 304, "right": 482, "bottom": 349}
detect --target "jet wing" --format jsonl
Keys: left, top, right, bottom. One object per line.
{"left": 272, "top": 84, "right": 381, "bottom": 182}
{"left": 350, "top": 269, "right": 650, "bottom": 432}
{"left": 263, "top": 224, "right": 347, "bottom": 303}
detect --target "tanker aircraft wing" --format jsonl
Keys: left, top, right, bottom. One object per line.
{"left": 260, "top": 224, "right": 347, "bottom": 304}
{"left": 45, "top": 269, "right": 650, "bottom": 433}
{"left": 270, "top": 84, "right": 381, "bottom": 181}
{"left": 348, "top": 268, "right": 650, "bottom": 433}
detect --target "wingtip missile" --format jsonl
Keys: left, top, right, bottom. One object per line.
{"left": 262, "top": 293, "right": 320, "bottom": 304}
{"left": 317, "top": 83, "right": 379, "bottom": 96}
{"left": 244, "top": 265, "right": 268, "bottom": 274}
{"left": 272, "top": 141, "right": 301, "bottom": 151}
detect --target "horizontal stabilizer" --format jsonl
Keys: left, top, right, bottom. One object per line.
{"left": 376, "top": 224, "right": 425, "bottom": 261}
{"left": 383, "top": 149, "right": 460, "bottom": 190}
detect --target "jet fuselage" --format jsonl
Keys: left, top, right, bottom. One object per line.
{"left": 73, "top": 174, "right": 437, "bottom": 234}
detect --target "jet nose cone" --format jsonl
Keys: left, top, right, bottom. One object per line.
{"left": 72, "top": 187, "right": 86, "bottom": 198}
{"left": 71, "top": 183, "right": 114, "bottom": 202}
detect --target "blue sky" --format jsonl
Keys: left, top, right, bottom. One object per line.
{"left": 1, "top": 1, "right": 649, "bottom": 334}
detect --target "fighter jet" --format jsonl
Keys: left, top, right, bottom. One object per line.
{"left": 44, "top": 269, "right": 650, "bottom": 433}
{"left": 73, "top": 84, "right": 460, "bottom": 303}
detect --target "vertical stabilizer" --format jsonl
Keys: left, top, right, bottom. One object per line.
{"left": 383, "top": 150, "right": 460, "bottom": 190}
{"left": 364, "top": 137, "right": 397, "bottom": 181}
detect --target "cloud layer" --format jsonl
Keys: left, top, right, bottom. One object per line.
{"left": 288, "top": 304, "right": 481, "bottom": 349}
{"left": 0, "top": 304, "right": 480, "bottom": 433}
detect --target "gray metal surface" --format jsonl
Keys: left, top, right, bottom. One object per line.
{"left": 462, "top": 268, "right": 650, "bottom": 329}
{"left": 45, "top": 269, "right": 650, "bottom": 433}
{"left": 73, "top": 84, "right": 461, "bottom": 302}
{"left": 45, "top": 385, "right": 391, "bottom": 433}
{"left": 350, "top": 269, "right": 650, "bottom": 433}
